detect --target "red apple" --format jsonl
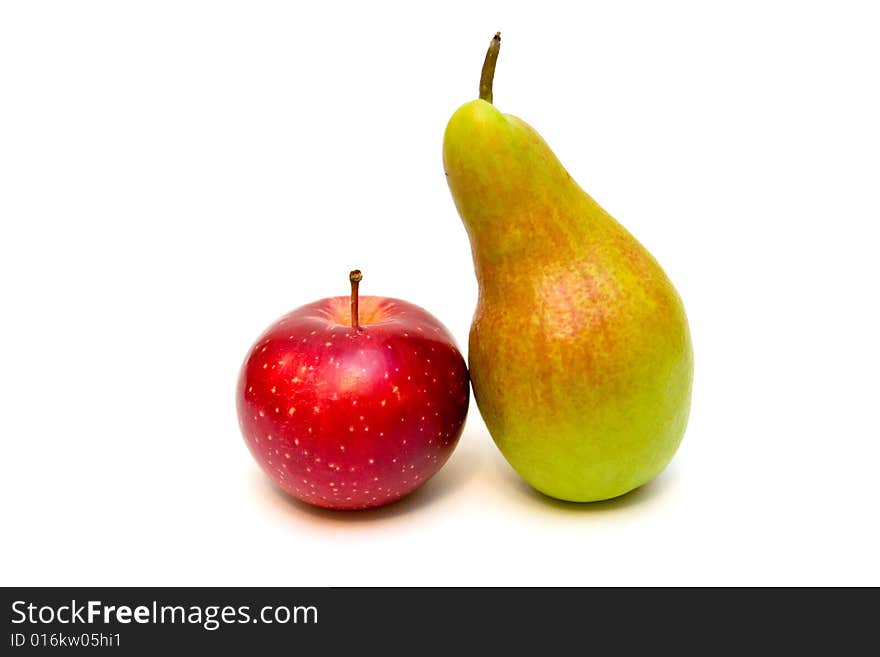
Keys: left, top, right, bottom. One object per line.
{"left": 236, "top": 271, "right": 470, "bottom": 510}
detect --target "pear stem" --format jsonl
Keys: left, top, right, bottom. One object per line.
{"left": 479, "top": 32, "right": 501, "bottom": 103}
{"left": 349, "top": 269, "right": 363, "bottom": 328}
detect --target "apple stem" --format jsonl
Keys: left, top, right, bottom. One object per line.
{"left": 479, "top": 32, "right": 501, "bottom": 103}
{"left": 349, "top": 269, "right": 363, "bottom": 328}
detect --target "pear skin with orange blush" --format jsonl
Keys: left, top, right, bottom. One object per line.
{"left": 443, "top": 34, "right": 693, "bottom": 502}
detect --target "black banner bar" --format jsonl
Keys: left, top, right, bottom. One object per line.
{"left": 1, "top": 587, "right": 875, "bottom": 653}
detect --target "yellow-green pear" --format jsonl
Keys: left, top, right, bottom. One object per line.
{"left": 443, "top": 34, "right": 693, "bottom": 502}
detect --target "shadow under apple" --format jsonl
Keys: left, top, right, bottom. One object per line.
{"left": 251, "top": 429, "right": 486, "bottom": 524}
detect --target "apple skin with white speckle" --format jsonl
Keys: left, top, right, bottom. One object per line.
{"left": 237, "top": 293, "right": 470, "bottom": 510}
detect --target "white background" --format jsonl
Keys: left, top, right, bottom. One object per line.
{"left": 2, "top": 1, "right": 878, "bottom": 586}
